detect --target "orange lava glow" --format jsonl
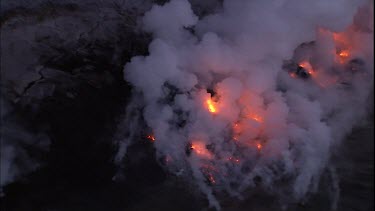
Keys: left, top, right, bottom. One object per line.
{"left": 208, "top": 174, "right": 216, "bottom": 184}
{"left": 339, "top": 50, "right": 350, "bottom": 58}
{"left": 228, "top": 156, "right": 240, "bottom": 163}
{"left": 332, "top": 31, "right": 353, "bottom": 64}
{"left": 256, "top": 143, "right": 262, "bottom": 150}
{"left": 232, "top": 122, "right": 243, "bottom": 141}
{"left": 299, "top": 61, "right": 315, "bottom": 75}
{"left": 233, "top": 123, "right": 241, "bottom": 133}
{"left": 289, "top": 72, "right": 297, "bottom": 78}
{"left": 206, "top": 98, "right": 217, "bottom": 113}
{"left": 191, "top": 142, "right": 212, "bottom": 159}
{"left": 249, "top": 114, "right": 263, "bottom": 123}
{"left": 336, "top": 49, "right": 351, "bottom": 64}
{"left": 333, "top": 32, "right": 348, "bottom": 46}
{"left": 146, "top": 135, "right": 156, "bottom": 142}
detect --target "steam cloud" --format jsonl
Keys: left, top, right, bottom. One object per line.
{"left": 119, "top": 0, "right": 373, "bottom": 209}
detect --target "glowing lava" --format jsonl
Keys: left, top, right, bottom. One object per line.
{"left": 146, "top": 135, "right": 156, "bottom": 142}
{"left": 337, "top": 49, "right": 350, "bottom": 64}
{"left": 299, "top": 61, "right": 315, "bottom": 75}
{"left": 332, "top": 31, "right": 353, "bottom": 64}
{"left": 339, "top": 50, "right": 349, "bottom": 58}
{"left": 206, "top": 98, "right": 217, "bottom": 113}
{"left": 190, "top": 142, "right": 213, "bottom": 159}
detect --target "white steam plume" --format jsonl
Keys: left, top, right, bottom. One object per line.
{"left": 120, "top": 0, "right": 373, "bottom": 209}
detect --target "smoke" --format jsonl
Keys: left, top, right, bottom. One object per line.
{"left": 119, "top": 0, "right": 373, "bottom": 209}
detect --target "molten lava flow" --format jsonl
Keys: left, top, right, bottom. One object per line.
{"left": 206, "top": 98, "right": 217, "bottom": 113}
{"left": 146, "top": 135, "right": 156, "bottom": 142}
{"left": 191, "top": 142, "right": 213, "bottom": 159}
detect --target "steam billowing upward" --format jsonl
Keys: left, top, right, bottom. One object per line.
{"left": 119, "top": 0, "right": 373, "bottom": 209}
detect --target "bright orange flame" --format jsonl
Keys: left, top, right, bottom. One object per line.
{"left": 206, "top": 98, "right": 217, "bottom": 113}
{"left": 146, "top": 135, "right": 155, "bottom": 142}
{"left": 256, "top": 143, "right": 262, "bottom": 150}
